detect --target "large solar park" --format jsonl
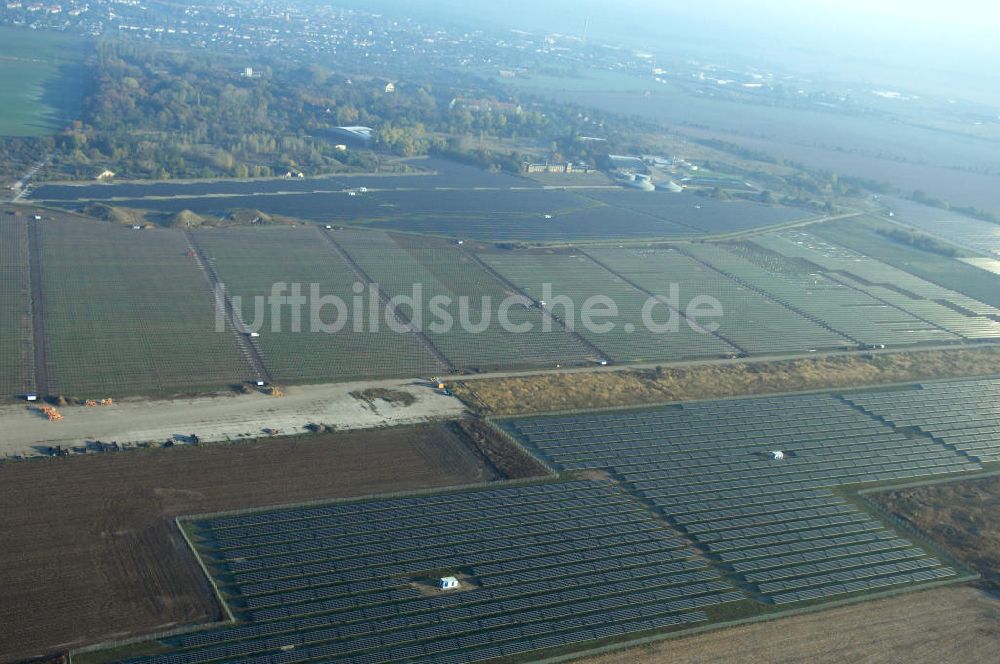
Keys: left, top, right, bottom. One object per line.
{"left": 104, "top": 376, "right": 1000, "bottom": 664}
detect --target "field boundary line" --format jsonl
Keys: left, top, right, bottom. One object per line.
{"left": 71, "top": 517, "right": 246, "bottom": 658}
{"left": 847, "top": 465, "right": 1000, "bottom": 571}
{"left": 459, "top": 246, "right": 611, "bottom": 363}
{"left": 318, "top": 226, "right": 456, "bottom": 372}
{"left": 703, "top": 210, "right": 863, "bottom": 242}
{"left": 855, "top": 469, "right": 1000, "bottom": 495}
{"left": 177, "top": 516, "right": 237, "bottom": 623}
{"left": 183, "top": 230, "right": 272, "bottom": 384}
{"left": 175, "top": 474, "right": 563, "bottom": 524}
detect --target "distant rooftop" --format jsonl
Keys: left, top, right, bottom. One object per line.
{"left": 333, "top": 126, "right": 374, "bottom": 142}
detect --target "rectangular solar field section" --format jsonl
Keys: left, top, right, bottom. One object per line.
{"left": 194, "top": 227, "right": 446, "bottom": 382}
{"left": 682, "top": 242, "right": 960, "bottom": 347}
{"left": 753, "top": 231, "right": 1000, "bottom": 340}
{"left": 844, "top": 378, "right": 1000, "bottom": 463}
{"left": 118, "top": 481, "right": 739, "bottom": 664}
{"left": 506, "top": 394, "right": 971, "bottom": 605}
{"left": 0, "top": 215, "right": 33, "bottom": 398}
{"left": 332, "top": 230, "right": 598, "bottom": 370}
{"left": 585, "top": 246, "right": 851, "bottom": 355}
{"left": 38, "top": 219, "right": 252, "bottom": 395}
{"left": 580, "top": 191, "right": 807, "bottom": 235}
{"left": 481, "top": 252, "right": 736, "bottom": 363}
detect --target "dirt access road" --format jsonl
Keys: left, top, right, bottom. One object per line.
{"left": 0, "top": 378, "right": 465, "bottom": 457}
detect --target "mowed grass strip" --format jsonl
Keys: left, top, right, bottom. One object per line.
{"left": 195, "top": 226, "right": 446, "bottom": 382}
{"left": 0, "top": 215, "right": 33, "bottom": 397}
{"left": 40, "top": 219, "right": 251, "bottom": 396}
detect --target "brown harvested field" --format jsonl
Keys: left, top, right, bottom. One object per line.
{"left": 874, "top": 475, "right": 1000, "bottom": 589}
{"left": 0, "top": 423, "right": 498, "bottom": 664}
{"left": 573, "top": 586, "right": 1000, "bottom": 664}
{"left": 454, "top": 346, "right": 1000, "bottom": 415}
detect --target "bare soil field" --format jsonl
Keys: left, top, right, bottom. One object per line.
{"left": 573, "top": 586, "right": 1000, "bottom": 664}
{"left": 0, "top": 423, "right": 496, "bottom": 663}
{"left": 875, "top": 476, "right": 1000, "bottom": 588}
{"left": 455, "top": 346, "right": 1000, "bottom": 415}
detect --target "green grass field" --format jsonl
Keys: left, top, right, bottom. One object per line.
{"left": 0, "top": 26, "right": 84, "bottom": 137}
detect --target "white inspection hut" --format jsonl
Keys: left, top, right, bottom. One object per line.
{"left": 438, "top": 576, "right": 460, "bottom": 590}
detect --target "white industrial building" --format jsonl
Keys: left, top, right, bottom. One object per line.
{"left": 438, "top": 576, "right": 460, "bottom": 590}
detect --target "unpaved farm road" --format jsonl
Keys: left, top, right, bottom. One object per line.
{"left": 0, "top": 378, "right": 465, "bottom": 456}
{"left": 6, "top": 340, "right": 995, "bottom": 456}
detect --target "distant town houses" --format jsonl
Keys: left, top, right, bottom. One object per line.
{"left": 449, "top": 97, "right": 523, "bottom": 114}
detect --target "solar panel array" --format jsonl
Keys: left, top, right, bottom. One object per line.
{"left": 584, "top": 246, "right": 852, "bottom": 355}
{"left": 482, "top": 252, "right": 736, "bottom": 363}
{"left": 109, "top": 381, "right": 997, "bottom": 663}
{"left": 844, "top": 378, "right": 1000, "bottom": 463}
{"left": 507, "top": 394, "right": 972, "bottom": 605}
{"left": 755, "top": 232, "right": 1000, "bottom": 340}
{"left": 331, "top": 229, "right": 598, "bottom": 370}
{"left": 0, "top": 215, "right": 33, "bottom": 398}
{"left": 119, "top": 481, "right": 740, "bottom": 664}
{"left": 682, "top": 242, "right": 960, "bottom": 346}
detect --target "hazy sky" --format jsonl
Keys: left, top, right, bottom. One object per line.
{"left": 336, "top": 0, "right": 997, "bottom": 98}
{"left": 357, "top": 0, "right": 995, "bottom": 53}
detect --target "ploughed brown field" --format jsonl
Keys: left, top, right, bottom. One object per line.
{"left": 0, "top": 424, "right": 497, "bottom": 663}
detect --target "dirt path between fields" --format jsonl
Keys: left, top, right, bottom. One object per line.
{"left": 0, "top": 378, "right": 465, "bottom": 457}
